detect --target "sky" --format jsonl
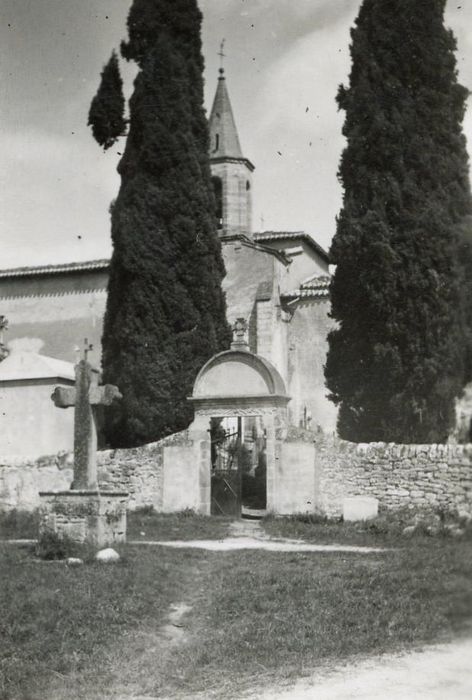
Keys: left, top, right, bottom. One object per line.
{"left": 1, "top": 0, "right": 471, "bottom": 269}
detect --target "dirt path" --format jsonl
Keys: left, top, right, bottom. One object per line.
{"left": 132, "top": 537, "right": 385, "bottom": 553}
{"left": 247, "top": 638, "right": 472, "bottom": 699}
{"left": 130, "top": 519, "right": 386, "bottom": 553}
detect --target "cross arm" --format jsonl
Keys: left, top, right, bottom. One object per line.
{"left": 89, "top": 384, "right": 122, "bottom": 407}
{"left": 51, "top": 386, "right": 76, "bottom": 409}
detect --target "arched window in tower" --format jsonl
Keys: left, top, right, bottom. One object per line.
{"left": 246, "top": 180, "right": 251, "bottom": 191}
{"left": 211, "top": 176, "right": 223, "bottom": 229}
{"left": 215, "top": 134, "right": 220, "bottom": 152}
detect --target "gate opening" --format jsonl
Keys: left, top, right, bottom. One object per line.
{"left": 210, "top": 415, "right": 267, "bottom": 517}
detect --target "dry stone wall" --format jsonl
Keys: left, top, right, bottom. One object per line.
{"left": 2, "top": 430, "right": 472, "bottom": 518}
{"left": 315, "top": 438, "right": 472, "bottom": 518}
{"left": 0, "top": 431, "right": 191, "bottom": 512}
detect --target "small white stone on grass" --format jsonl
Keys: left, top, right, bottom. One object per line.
{"left": 95, "top": 548, "right": 120, "bottom": 563}
{"left": 66, "top": 557, "right": 84, "bottom": 566}
{"left": 402, "top": 525, "right": 416, "bottom": 537}
{"left": 425, "top": 525, "right": 440, "bottom": 536}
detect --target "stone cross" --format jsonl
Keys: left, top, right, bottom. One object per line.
{"left": 231, "top": 317, "right": 249, "bottom": 351}
{"left": 51, "top": 342, "right": 122, "bottom": 490}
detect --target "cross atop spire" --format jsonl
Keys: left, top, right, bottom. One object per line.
{"left": 218, "top": 38, "right": 226, "bottom": 73}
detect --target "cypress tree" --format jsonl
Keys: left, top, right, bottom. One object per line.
{"left": 93, "top": 0, "right": 231, "bottom": 447}
{"left": 325, "top": 0, "right": 472, "bottom": 443}
{"left": 88, "top": 51, "right": 126, "bottom": 150}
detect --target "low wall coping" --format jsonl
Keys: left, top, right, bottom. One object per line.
{"left": 39, "top": 490, "right": 129, "bottom": 497}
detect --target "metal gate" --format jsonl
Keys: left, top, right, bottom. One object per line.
{"left": 210, "top": 422, "right": 242, "bottom": 517}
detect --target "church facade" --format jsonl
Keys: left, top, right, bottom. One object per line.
{"left": 0, "top": 70, "right": 337, "bottom": 438}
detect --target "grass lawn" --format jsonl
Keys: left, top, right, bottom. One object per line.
{"left": 127, "top": 508, "right": 233, "bottom": 541}
{"left": 1, "top": 515, "right": 472, "bottom": 699}
{"left": 0, "top": 509, "right": 39, "bottom": 540}
{"left": 261, "top": 511, "right": 472, "bottom": 547}
{"left": 0, "top": 508, "right": 233, "bottom": 543}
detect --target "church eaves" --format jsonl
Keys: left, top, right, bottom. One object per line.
{"left": 209, "top": 68, "right": 245, "bottom": 160}
{"left": 254, "top": 232, "right": 330, "bottom": 264}
{"left": 282, "top": 274, "right": 331, "bottom": 301}
{"left": 0, "top": 259, "right": 110, "bottom": 279}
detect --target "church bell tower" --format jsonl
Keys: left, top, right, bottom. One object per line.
{"left": 209, "top": 67, "right": 255, "bottom": 239}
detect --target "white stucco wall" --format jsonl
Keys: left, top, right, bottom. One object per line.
{"left": 0, "top": 379, "right": 74, "bottom": 458}
{"left": 275, "top": 441, "right": 317, "bottom": 514}
{"left": 287, "top": 299, "right": 338, "bottom": 433}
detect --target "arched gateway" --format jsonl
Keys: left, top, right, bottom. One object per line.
{"left": 188, "top": 321, "right": 290, "bottom": 516}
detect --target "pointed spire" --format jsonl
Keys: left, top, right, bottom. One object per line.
{"left": 208, "top": 58, "right": 254, "bottom": 239}
{"left": 209, "top": 68, "right": 243, "bottom": 159}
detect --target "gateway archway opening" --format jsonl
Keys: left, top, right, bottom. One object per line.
{"left": 209, "top": 415, "right": 267, "bottom": 517}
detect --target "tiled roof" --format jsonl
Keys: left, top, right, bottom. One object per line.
{"left": 282, "top": 275, "right": 331, "bottom": 301}
{"left": 301, "top": 274, "right": 331, "bottom": 291}
{"left": 0, "top": 259, "right": 110, "bottom": 279}
{"left": 253, "top": 231, "right": 329, "bottom": 263}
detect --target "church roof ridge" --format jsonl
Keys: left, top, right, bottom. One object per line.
{"left": 0, "top": 259, "right": 110, "bottom": 279}
{"left": 253, "top": 231, "right": 330, "bottom": 263}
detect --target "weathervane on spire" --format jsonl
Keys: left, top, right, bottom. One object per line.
{"left": 218, "top": 38, "right": 226, "bottom": 74}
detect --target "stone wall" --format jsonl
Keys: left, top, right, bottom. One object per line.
{"left": 0, "top": 453, "right": 73, "bottom": 510}
{"left": 315, "top": 438, "right": 472, "bottom": 517}
{"left": 3, "top": 431, "right": 472, "bottom": 519}
{"left": 0, "top": 431, "right": 192, "bottom": 512}
{"left": 98, "top": 431, "right": 200, "bottom": 513}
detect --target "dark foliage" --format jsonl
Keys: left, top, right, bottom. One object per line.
{"left": 242, "top": 450, "right": 267, "bottom": 509}
{"left": 88, "top": 51, "right": 126, "bottom": 150}
{"left": 97, "top": 0, "right": 231, "bottom": 446}
{"left": 325, "top": 0, "right": 472, "bottom": 443}
{"left": 0, "top": 508, "right": 39, "bottom": 539}
{"left": 456, "top": 215, "right": 472, "bottom": 384}
{"left": 35, "top": 531, "right": 76, "bottom": 560}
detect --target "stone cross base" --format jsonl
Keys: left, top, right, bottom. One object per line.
{"left": 38, "top": 491, "right": 128, "bottom": 547}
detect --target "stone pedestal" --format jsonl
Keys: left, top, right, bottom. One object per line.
{"left": 39, "top": 490, "right": 128, "bottom": 547}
